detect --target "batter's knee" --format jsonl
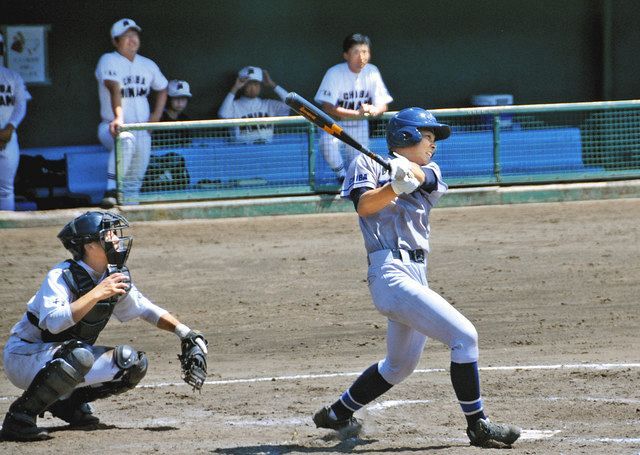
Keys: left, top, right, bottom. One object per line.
{"left": 450, "top": 324, "right": 479, "bottom": 364}
{"left": 379, "top": 354, "right": 422, "bottom": 385}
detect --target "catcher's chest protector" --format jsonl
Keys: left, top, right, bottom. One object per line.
{"left": 35, "top": 260, "right": 129, "bottom": 344}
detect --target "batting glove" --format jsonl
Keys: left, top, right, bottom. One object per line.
{"left": 391, "top": 173, "right": 420, "bottom": 195}
{"left": 389, "top": 156, "right": 412, "bottom": 180}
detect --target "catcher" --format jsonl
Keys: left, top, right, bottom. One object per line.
{"left": 0, "top": 211, "right": 208, "bottom": 441}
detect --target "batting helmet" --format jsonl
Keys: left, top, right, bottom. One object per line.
{"left": 386, "top": 107, "right": 451, "bottom": 149}
{"left": 58, "top": 211, "right": 132, "bottom": 267}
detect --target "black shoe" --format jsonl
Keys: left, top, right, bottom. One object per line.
{"left": 100, "top": 190, "right": 117, "bottom": 209}
{"left": 312, "top": 406, "right": 362, "bottom": 438}
{"left": 467, "top": 418, "right": 521, "bottom": 447}
{"left": 1, "top": 412, "right": 51, "bottom": 441}
{"left": 48, "top": 401, "right": 100, "bottom": 428}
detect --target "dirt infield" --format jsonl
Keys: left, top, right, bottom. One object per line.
{"left": 1, "top": 199, "right": 639, "bottom": 454}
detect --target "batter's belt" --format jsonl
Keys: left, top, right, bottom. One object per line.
{"left": 368, "top": 249, "right": 425, "bottom": 266}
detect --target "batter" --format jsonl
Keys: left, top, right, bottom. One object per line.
{"left": 311, "top": 107, "right": 521, "bottom": 447}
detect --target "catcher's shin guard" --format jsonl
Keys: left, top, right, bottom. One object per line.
{"left": 2, "top": 347, "right": 93, "bottom": 441}
{"left": 58, "top": 345, "right": 148, "bottom": 405}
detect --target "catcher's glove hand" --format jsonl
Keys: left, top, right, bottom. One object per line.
{"left": 178, "top": 330, "right": 208, "bottom": 391}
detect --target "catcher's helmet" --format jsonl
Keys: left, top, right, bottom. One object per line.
{"left": 386, "top": 107, "right": 451, "bottom": 149}
{"left": 58, "top": 211, "right": 132, "bottom": 267}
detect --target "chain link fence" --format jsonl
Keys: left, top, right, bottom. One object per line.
{"left": 115, "top": 100, "right": 640, "bottom": 204}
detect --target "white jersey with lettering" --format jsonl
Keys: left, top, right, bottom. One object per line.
{"left": 0, "top": 65, "right": 31, "bottom": 211}
{"left": 314, "top": 63, "right": 392, "bottom": 178}
{"left": 218, "top": 86, "right": 290, "bottom": 143}
{"left": 339, "top": 154, "right": 478, "bottom": 385}
{"left": 95, "top": 51, "right": 168, "bottom": 196}
{"left": 95, "top": 51, "right": 168, "bottom": 124}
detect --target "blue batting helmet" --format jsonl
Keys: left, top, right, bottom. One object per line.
{"left": 386, "top": 107, "right": 451, "bottom": 148}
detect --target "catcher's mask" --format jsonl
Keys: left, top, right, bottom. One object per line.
{"left": 57, "top": 211, "right": 133, "bottom": 267}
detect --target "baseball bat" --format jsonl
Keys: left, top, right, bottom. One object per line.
{"left": 285, "top": 92, "right": 391, "bottom": 171}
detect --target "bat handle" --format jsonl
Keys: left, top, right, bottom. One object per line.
{"left": 364, "top": 148, "right": 391, "bottom": 171}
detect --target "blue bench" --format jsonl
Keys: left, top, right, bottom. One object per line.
{"left": 19, "top": 126, "right": 603, "bottom": 208}
{"left": 151, "top": 133, "right": 312, "bottom": 189}
{"left": 21, "top": 145, "right": 110, "bottom": 205}
{"left": 499, "top": 127, "right": 598, "bottom": 175}
{"left": 377, "top": 127, "right": 599, "bottom": 179}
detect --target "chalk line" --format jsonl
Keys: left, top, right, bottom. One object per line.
{"left": 137, "top": 362, "right": 640, "bottom": 389}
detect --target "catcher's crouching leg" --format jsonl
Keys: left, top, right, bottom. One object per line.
{"left": 50, "top": 345, "right": 148, "bottom": 422}
{"left": 1, "top": 341, "right": 93, "bottom": 441}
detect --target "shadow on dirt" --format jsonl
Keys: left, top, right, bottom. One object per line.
{"left": 47, "top": 423, "right": 179, "bottom": 433}
{"left": 212, "top": 439, "right": 456, "bottom": 454}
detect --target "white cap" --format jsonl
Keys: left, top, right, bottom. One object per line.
{"left": 168, "top": 80, "right": 192, "bottom": 98}
{"left": 111, "top": 18, "right": 142, "bottom": 39}
{"left": 238, "top": 66, "right": 263, "bottom": 82}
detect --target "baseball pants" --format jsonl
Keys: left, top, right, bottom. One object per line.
{"left": 99, "top": 123, "right": 151, "bottom": 202}
{"left": 3, "top": 335, "right": 124, "bottom": 391}
{"left": 320, "top": 119, "right": 369, "bottom": 176}
{"left": 366, "top": 249, "right": 479, "bottom": 385}
{"left": 0, "top": 133, "right": 19, "bottom": 211}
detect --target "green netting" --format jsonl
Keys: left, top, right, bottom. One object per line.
{"left": 115, "top": 101, "right": 640, "bottom": 204}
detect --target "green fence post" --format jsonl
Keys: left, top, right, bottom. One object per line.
{"left": 492, "top": 114, "right": 502, "bottom": 183}
{"left": 115, "top": 132, "right": 124, "bottom": 205}
{"left": 308, "top": 123, "right": 316, "bottom": 192}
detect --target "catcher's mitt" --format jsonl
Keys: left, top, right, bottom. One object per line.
{"left": 178, "top": 330, "right": 208, "bottom": 391}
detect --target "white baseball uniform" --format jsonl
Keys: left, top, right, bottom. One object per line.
{"left": 95, "top": 51, "right": 168, "bottom": 198}
{"left": 0, "top": 65, "right": 31, "bottom": 211}
{"left": 341, "top": 155, "right": 478, "bottom": 385}
{"left": 315, "top": 62, "right": 392, "bottom": 177}
{"left": 218, "top": 86, "right": 290, "bottom": 143}
{"left": 3, "top": 259, "right": 167, "bottom": 391}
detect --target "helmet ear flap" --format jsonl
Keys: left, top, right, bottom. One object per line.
{"left": 389, "top": 126, "right": 422, "bottom": 148}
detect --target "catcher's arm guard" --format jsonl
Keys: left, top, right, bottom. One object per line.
{"left": 178, "top": 330, "right": 208, "bottom": 391}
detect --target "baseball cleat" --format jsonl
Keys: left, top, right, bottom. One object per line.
{"left": 100, "top": 190, "right": 117, "bottom": 209}
{"left": 312, "top": 406, "right": 362, "bottom": 438}
{"left": 0, "top": 412, "right": 51, "bottom": 441}
{"left": 466, "top": 417, "right": 521, "bottom": 447}
{"left": 48, "top": 401, "right": 100, "bottom": 428}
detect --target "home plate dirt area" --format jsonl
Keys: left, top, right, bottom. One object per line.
{"left": 1, "top": 199, "right": 638, "bottom": 453}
